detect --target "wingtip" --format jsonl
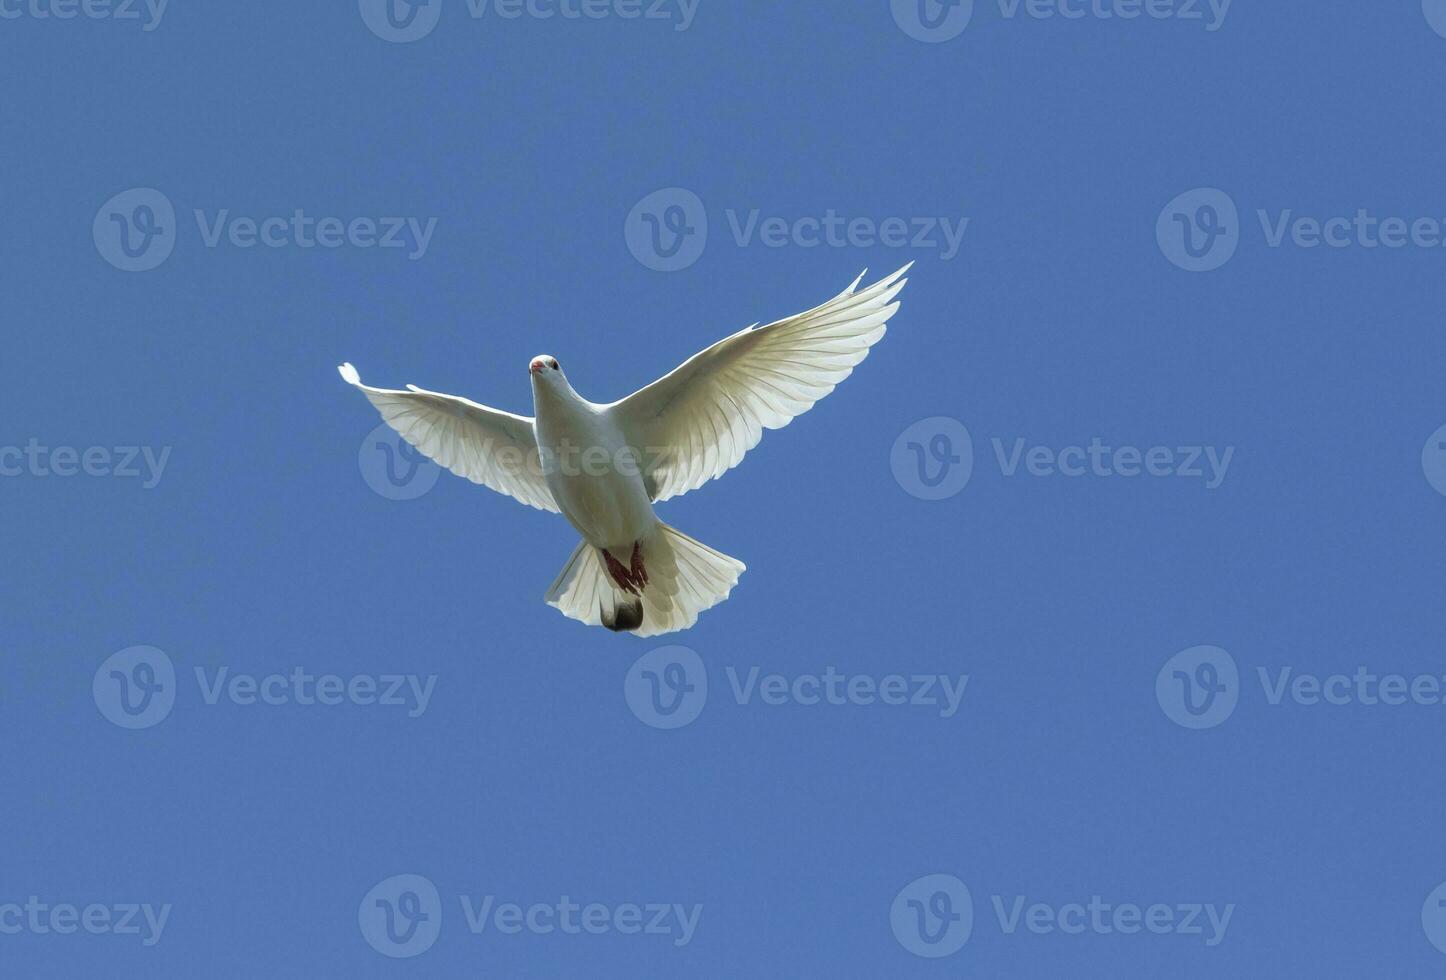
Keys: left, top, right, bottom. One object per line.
{"left": 849, "top": 263, "right": 912, "bottom": 297}
{"left": 857, "top": 263, "right": 912, "bottom": 298}
{"left": 883, "top": 261, "right": 914, "bottom": 285}
{"left": 337, "top": 362, "right": 360, "bottom": 385}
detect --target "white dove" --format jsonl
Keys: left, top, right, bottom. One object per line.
{"left": 339, "top": 264, "right": 909, "bottom": 636}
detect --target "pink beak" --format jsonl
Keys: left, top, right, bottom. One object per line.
{"left": 530, "top": 361, "right": 544, "bottom": 375}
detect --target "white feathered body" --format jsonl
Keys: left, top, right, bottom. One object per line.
{"left": 530, "top": 382, "right": 655, "bottom": 552}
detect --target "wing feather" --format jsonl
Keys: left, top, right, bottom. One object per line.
{"left": 610, "top": 265, "right": 910, "bottom": 501}
{"left": 339, "top": 362, "right": 558, "bottom": 513}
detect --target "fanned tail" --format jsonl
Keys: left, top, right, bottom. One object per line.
{"left": 544, "top": 523, "right": 745, "bottom": 636}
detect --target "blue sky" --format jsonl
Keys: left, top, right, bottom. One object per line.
{"left": 4, "top": 1, "right": 1446, "bottom": 975}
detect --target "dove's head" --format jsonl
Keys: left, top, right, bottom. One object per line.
{"left": 529, "top": 355, "right": 574, "bottom": 399}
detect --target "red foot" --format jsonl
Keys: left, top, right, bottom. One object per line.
{"left": 630, "top": 542, "right": 649, "bottom": 588}
{"left": 604, "top": 543, "right": 648, "bottom": 595}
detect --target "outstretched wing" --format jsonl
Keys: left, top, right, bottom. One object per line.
{"left": 339, "top": 362, "right": 558, "bottom": 512}
{"left": 610, "top": 264, "right": 909, "bottom": 502}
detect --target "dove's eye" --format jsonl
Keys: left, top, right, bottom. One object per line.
{"left": 549, "top": 359, "right": 559, "bottom": 370}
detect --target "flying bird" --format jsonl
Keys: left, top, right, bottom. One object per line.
{"left": 339, "top": 264, "right": 910, "bottom": 636}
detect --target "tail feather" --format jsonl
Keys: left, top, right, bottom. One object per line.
{"left": 544, "top": 545, "right": 642, "bottom": 632}
{"left": 544, "top": 523, "right": 744, "bottom": 636}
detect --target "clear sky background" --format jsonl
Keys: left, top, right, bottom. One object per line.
{"left": 5, "top": 1, "right": 1446, "bottom": 976}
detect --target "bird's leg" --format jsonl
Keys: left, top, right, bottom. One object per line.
{"left": 603, "top": 549, "right": 641, "bottom": 595}
{"left": 602, "top": 543, "right": 649, "bottom": 595}
{"left": 630, "top": 541, "right": 648, "bottom": 588}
